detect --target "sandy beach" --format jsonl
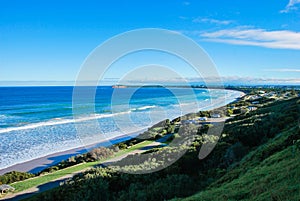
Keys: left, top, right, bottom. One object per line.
{"left": 0, "top": 132, "right": 141, "bottom": 175}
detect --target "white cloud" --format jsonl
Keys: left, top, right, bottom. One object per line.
{"left": 208, "top": 76, "right": 300, "bottom": 85}
{"left": 230, "top": 76, "right": 299, "bottom": 84}
{"left": 280, "top": 0, "right": 300, "bottom": 13}
{"left": 199, "top": 28, "right": 300, "bottom": 50}
{"left": 193, "top": 17, "right": 234, "bottom": 25}
{"left": 263, "top": 68, "right": 300, "bottom": 72}
{"left": 116, "top": 76, "right": 300, "bottom": 85}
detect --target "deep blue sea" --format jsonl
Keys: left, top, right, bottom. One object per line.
{"left": 0, "top": 86, "right": 243, "bottom": 170}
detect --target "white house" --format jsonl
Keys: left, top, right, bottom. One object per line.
{"left": 0, "top": 184, "right": 15, "bottom": 194}
{"left": 211, "top": 114, "right": 221, "bottom": 118}
{"left": 248, "top": 106, "right": 257, "bottom": 111}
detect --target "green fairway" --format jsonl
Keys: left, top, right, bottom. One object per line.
{"left": 10, "top": 140, "right": 154, "bottom": 192}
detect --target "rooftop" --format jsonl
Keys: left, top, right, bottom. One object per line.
{"left": 0, "top": 184, "right": 15, "bottom": 192}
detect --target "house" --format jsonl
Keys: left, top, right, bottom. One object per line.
{"left": 0, "top": 184, "right": 15, "bottom": 194}
{"left": 248, "top": 106, "right": 257, "bottom": 111}
{"left": 249, "top": 95, "right": 261, "bottom": 101}
{"left": 211, "top": 113, "right": 221, "bottom": 118}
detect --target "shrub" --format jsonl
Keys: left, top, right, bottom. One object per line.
{"left": 0, "top": 171, "right": 35, "bottom": 184}
{"left": 89, "top": 147, "right": 115, "bottom": 161}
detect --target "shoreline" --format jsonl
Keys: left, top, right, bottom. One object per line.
{"left": 0, "top": 131, "right": 143, "bottom": 175}
{"left": 0, "top": 90, "right": 245, "bottom": 175}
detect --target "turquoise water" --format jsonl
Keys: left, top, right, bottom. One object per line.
{"left": 0, "top": 86, "right": 243, "bottom": 170}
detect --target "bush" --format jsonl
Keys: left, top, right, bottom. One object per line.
{"left": 0, "top": 171, "right": 35, "bottom": 184}
{"left": 117, "top": 143, "right": 128, "bottom": 150}
{"left": 89, "top": 147, "right": 115, "bottom": 161}
{"left": 224, "top": 142, "right": 248, "bottom": 166}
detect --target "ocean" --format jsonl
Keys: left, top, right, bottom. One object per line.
{"left": 0, "top": 86, "right": 243, "bottom": 170}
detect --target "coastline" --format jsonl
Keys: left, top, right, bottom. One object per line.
{"left": 0, "top": 89, "right": 245, "bottom": 175}
{"left": 0, "top": 131, "right": 143, "bottom": 175}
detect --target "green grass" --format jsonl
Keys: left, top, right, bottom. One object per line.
{"left": 114, "top": 140, "right": 154, "bottom": 157}
{"left": 175, "top": 128, "right": 300, "bottom": 201}
{"left": 10, "top": 161, "right": 99, "bottom": 192}
{"left": 10, "top": 140, "right": 155, "bottom": 192}
{"left": 179, "top": 148, "right": 300, "bottom": 201}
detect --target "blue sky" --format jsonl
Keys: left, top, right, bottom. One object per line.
{"left": 1, "top": 0, "right": 300, "bottom": 85}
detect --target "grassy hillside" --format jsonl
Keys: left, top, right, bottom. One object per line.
{"left": 175, "top": 126, "right": 300, "bottom": 201}
{"left": 26, "top": 97, "right": 300, "bottom": 201}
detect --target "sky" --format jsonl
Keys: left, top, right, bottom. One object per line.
{"left": 1, "top": 0, "right": 300, "bottom": 85}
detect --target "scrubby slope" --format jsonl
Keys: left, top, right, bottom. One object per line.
{"left": 176, "top": 126, "right": 300, "bottom": 201}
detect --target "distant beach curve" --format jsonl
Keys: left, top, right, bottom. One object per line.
{"left": 0, "top": 87, "right": 244, "bottom": 174}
